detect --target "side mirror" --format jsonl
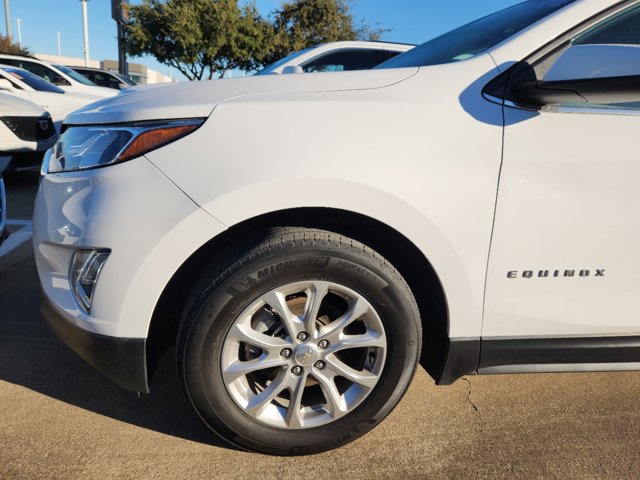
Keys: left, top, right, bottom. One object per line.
{"left": 281, "top": 65, "right": 304, "bottom": 75}
{"left": 0, "top": 79, "right": 14, "bottom": 90}
{"left": 509, "top": 44, "right": 640, "bottom": 108}
{"left": 511, "top": 75, "right": 640, "bottom": 107}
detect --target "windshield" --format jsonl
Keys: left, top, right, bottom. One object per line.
{"left": 255, "top": 47, "right": 315, "bottom": 75}
{"left": 378, "top": 0, "right": 578, "bottom": 69}
{"left": 113, "top": 72, "right": 137, "bottom": 86}
{"left": 53, "top": 64, "right": 97, "bottom": 86}
{"left": 1, "top": 66, "right": 65, "bottom": 93}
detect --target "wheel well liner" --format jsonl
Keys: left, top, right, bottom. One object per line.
{"left": 146, "top": 208, "right": 450, "bottom": 384}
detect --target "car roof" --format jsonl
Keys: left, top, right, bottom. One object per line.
{"left": 69, "top": 66, "right": 112, "bottom": 73}
{"left": 312, "top": 41, "right": 416, "bottom": 51}
{"left": 0, "top": 54, "right": 53, "bottom": 64}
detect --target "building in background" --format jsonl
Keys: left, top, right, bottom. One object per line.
{"left": 35, "top": 53, "right": 174, "bottom": 85}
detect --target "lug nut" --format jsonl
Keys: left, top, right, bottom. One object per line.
{"left": 314, "top": 360, "right": 325, "bottom": 370}
{"left": 317, "top": 340, "right": 329, "bottom": 349}
{"left": 297, "top": 332, "right": 309, "bottom": 342}
{"left": 291, "top": 366, "right": 303, "bottom": 376}
{"left": 280, "top": 348, "right": 292, "bottom": 358}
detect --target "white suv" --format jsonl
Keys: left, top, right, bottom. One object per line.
{"left": 0, "top": 55, "right": 117, "bottom": 97}
{"left": 0, "top": 93, "right": 57, "bottom": 170}
{"left": 34, "top": 0, "right": 640, "bottom": 455}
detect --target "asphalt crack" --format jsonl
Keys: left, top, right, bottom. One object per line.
{"left": 462, "top": 377, "right": 480, "bottom": 415}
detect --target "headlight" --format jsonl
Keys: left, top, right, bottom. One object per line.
{"left": 45, "top": 118, "right": 204, "bottom": 174}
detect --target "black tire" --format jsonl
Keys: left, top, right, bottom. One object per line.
{"left": 177, "top": 227, "right": 421, "bottom": 455}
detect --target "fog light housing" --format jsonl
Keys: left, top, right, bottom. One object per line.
{"left": 70, "top": 249, "right": 110, "bottom": 313}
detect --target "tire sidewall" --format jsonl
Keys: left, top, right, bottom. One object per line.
{"left": 182, "top": 243, "right": 420, "bottom": 455}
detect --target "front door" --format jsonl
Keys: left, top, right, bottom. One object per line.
{"left": 484, "top": 4, "right": 640, "bottom": 339}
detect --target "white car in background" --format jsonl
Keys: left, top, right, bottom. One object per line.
{"left": 0, "top": 92, "right": 56, "bottom": 171}
{"left": 0, "top": 65, "right": 103, "bottom": 132}
{"left": 34, "top": 0, "right": 640, "bottom": 456}
{"left": 256, "top": 41, "right": 415, "bottom": 75}
{"left": 0, "top": 55, "right": 117, "bottom": 98}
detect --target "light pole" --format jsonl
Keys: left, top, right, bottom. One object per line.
{"left": 111, "top": 0, "right": 129, "bottom": 76}
{"left": 4, "top": 0, "right": 10, "bottom": 37}
{"left": 57, "top": 31, "right": 61, "bottom": 61}
{"left": 15, "top": 17, "right": 21, "bottom": 48}
{"left": 80, "top": 0, "right": 90, "bottom": 66}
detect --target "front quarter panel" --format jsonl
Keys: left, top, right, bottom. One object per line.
{"left": 148, "top": 56, "right": 504, "bottom": 339}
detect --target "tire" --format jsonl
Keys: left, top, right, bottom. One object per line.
{"left": 177, "top": 227, "right": 421, "bottom": 455}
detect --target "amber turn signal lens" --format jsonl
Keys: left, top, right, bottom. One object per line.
{"left": 117, "top": 124, "right": 200, "bottom": 162}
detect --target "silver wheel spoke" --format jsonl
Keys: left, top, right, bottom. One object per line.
{"left": 319, "top": 296, "right": 370, "bottom": 342}
{"left": 245, "top": 371, "right": 289, "bottom": 415}
{"left": 329, "top": 331, "right": 386, "bottom": 353}
{"left": 223, "top": 355, "right": 287, "bottom": 382}
{"left": 325, "top": 355, "right": 378, "bottom": 389}
{"left": 303, "top": 282, "right": 329, "bottom": 338}
{"left": 285, "top": 373, "right": 308, "bottom": 428}
{"left": 261, "top": 290, "right": 300, "bottom": 340}
{"left": 314, "top": 370, "right": 348, "bottom": 419}
{"left": 227, "top": 321, "right": 291, "bottom": 351}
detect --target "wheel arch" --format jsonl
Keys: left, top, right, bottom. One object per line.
{"left": 145, "top": 207, "right": 450, "bottom": 385}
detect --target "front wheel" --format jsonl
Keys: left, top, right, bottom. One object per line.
{"left": 177, "top": 228, "right": 421, "bottom": 455}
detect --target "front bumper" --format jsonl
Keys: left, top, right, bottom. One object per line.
{"left": 41, "top": 296, "right": 149, "bottom": 393}
{"left": 33, "top": 156, "right": 226, "bottom": 390}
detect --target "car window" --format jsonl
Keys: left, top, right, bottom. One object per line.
{"left": 1, "top": 67, "right": 64, "bottom": 93}
{"left": 76, "top": 70, "right": 95, "bottom": 83}
{"left": 547, "top": 4, "right": 640, "bottom": 110}
{"left": 113, "top": 72, "right": 137, "bottom": 86}
{"left": 92, "top": 71, "right": 121, "bottom": 89}
{"left": 573, "top": 4, "right": 640, "bottom": 46}
{"left": 2, "top": 59, "right": 70, "bottom": 86}
{"left": 302, "top": 49, "right": 402, "bottom": 73}
{"left": 378, "top": 0, "right": 577, "bottom": 69}
{"left": 53, "top": 65, "right": 96, "bottom": 86}
{"left": 0, "top": 72, "right": 23, "bottom": 89}
{"left": 255, "top": 48, "right": 315, "bottom": 75}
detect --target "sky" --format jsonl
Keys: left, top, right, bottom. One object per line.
{"left": 2, "top": 0, "right": 522, "bottom": 80}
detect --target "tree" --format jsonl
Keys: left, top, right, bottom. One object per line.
{"left": 124, "top": 0, "right": 273, "bottom": 80}
{"left": 0, "top": 34, "right": 31, "bottom": 56}
{"left": 263, "top": 0, "right": 387, "bottom": 66}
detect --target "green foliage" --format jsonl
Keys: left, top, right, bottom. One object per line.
{"left": 264, "top": 0, "right": 387, "bottom": 65}
{"left": 125, "top": 0, "right": 273, "bottom": 80}
{"left": 0, "top": 34, "right": 31, "bottom": 56}
{"left": 124, "top": 0, "right": 386, "bottom": 79}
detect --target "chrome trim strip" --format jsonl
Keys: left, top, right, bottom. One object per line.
{"left": 479, "top": 362, "right": 640, "bottom": 375}
{"left": 547, "top": 104, "right": 640, "bottom": 116}
{"left": 502, "top": 101, "right": 640, "bottom": 117}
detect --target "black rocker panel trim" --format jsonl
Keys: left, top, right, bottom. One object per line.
{"left": 437, "top": 336, "right": 640, "bottom": 384}
{"left": 480, "top": 336, "right": 640, "bottom": 370}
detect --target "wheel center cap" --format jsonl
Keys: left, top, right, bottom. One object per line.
{"left": 294, "top": 346, "right": 318, "bottom": 367}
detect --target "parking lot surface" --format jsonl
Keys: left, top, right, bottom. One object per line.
{"left": 1, "top": 172, "right": 640, "bottom": 480}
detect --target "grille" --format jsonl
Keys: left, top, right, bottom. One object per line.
{"left": 1, "top": 115, "right": 56, "bottom": 142}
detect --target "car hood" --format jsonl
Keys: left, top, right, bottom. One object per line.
{"left": 65, "top": 68, "right": 419, "bottom": 125}
{"left": 0, "top": 92, "right": 46, "bottom": 116}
